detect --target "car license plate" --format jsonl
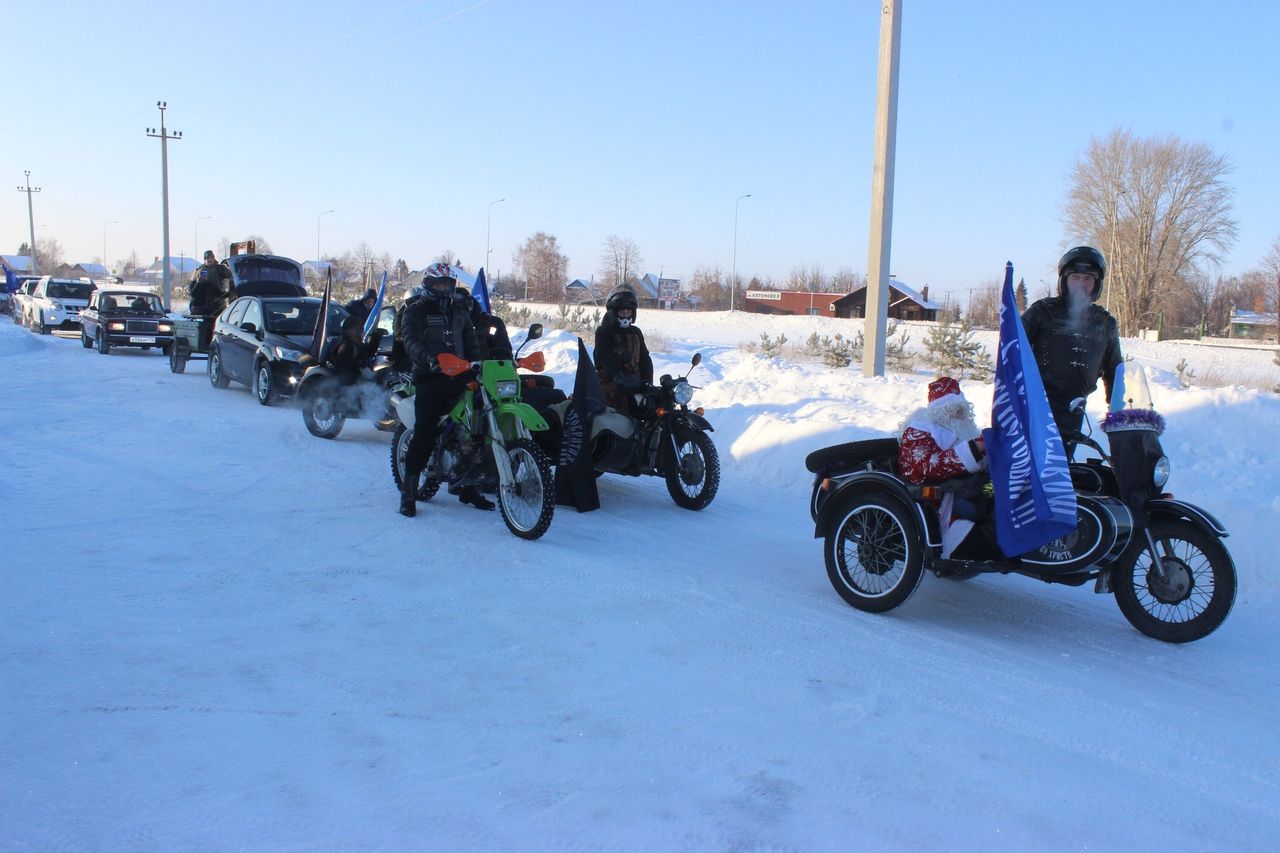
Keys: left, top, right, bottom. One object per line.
{"left": 129, "top": 336, "right": 157, "bottom": 343}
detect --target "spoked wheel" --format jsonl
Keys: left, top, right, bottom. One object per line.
{"left": 496, "top": 438, "right": 555, "bottom": 540}
{"left": 1113, "top": 519, "right": 1236, "bottom": 643}
{"left": 208, "top": 346, "right": 230, "bottom": 388}
{"left": 390, "top": 423, "right": 441, "bottom": 502}
{"left": 665, "top": 429, "right": 720, "bottom": 510}
{"left": 824, "top": 491, "right": 924, "bottom": 613}
{"left": 303, "top": 385, "right": 347, "bottom": 439}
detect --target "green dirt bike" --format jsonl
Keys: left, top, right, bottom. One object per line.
{"left": 390, "top": 325, "right": 556, "bottom": 540}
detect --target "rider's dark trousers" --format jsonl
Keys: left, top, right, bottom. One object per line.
{"left": 405, "top": 373, "right": 467, "bottom": 478}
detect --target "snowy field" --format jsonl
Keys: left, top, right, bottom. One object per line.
{"left": 2, "top": 309, "right": 1279, "bottom": 851}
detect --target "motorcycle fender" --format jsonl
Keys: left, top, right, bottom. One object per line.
{"left": 496, "top": 400, "right": 549, "bottom": 433}
{"left": 296, "top": 367, "right": 335, "bottom": 399}
{"left": 394, "top": 393, "right": 416, "bottom": 429}
{"left": 676, "top": 411, "right": 714, "bottom": 432}
{"left": 1148, "top": 498, "right": 1229, "bottom": 538}
{"left": 812, "top": 472, "right": 939, "bottom": 549}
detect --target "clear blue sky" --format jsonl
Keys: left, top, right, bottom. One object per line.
{"left": 4, "top": 0, "right": 1277, "bottom": 301}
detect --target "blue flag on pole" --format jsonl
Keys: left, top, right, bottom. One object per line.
{"left": 981, "top": 262, "right": 1078, "bottom": 556}
{"left": 473, "top": 267, "right": 491, "bottom": 314}
{"left": 362, "top": 271, "right": 388, "bottom": 340}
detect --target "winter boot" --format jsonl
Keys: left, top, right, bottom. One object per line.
{"left": 458, "top": 486, "right": 496, "bottom": 511}
{"left": 399, "top": 472, "right": 419, "bottom": 517}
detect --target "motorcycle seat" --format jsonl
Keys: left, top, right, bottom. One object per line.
{"left": 591, "top": 409, "right": 635, "bottom": 441}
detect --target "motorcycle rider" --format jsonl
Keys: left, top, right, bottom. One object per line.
{"left": 593, "top": 285, "right": 654, "bottom": 412}
{"left": 328, "top": 314, "right": 385, "bottom": 385}
{"left": 1022, "top": 246, "right": 1123, "bottom": 445}
{"left": 398, "top": 263, "right": 492, "bottom": 516}
{"left": 344, "top": 288, "right": 378, "bottom": 328}
{"left": 898, "top": 376, "right": 989, "bottom": 559}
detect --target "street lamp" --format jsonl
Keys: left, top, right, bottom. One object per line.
{"left": 317, "top": 209, "right": 334, "bottom": 260}
{"left": 103, "top": 220, "right": 119, "bottom": 272}
{"left": 486, "top": 198, "right": 506, "bottom": 277}
{"left": 195, "top": 215, "right": 211, "bottom": 259}
{"left": 730, "top": 193, "right": 751, "bottom": 312}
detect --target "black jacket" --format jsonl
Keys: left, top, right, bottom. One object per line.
{"left": 1022, "top": 296, "right": 1123, "bottom": 424}
{"left": 594, "top": 310, "right": 653, "bottom": 410}
{"left": 400, "top": 291, "right": 481, "bottom": 377}
{"left": 344, "top": 298, "right": 372, "bottom": 327}
{"left": 189, "top": 262, "right": 233, "bottom": 317}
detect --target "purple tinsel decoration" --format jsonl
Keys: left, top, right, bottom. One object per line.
{"left": 1101, "top": 408, "right": 1166, "bottom": 435}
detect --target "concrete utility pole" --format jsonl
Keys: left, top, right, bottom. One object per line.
{"left": 730, "top": 193, "right": 751, "bottom": 312}
{"left": 16, "top": 171, "right": 41, "bottom": 275}
{"left": 146, "top": 102, "right": 182, "bottom": 309}
{"left": 863, "top": 0, "right": 902, "bottom": 377}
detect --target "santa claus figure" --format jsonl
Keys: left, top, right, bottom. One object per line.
{"left": 898, "top": 376, "right": 988, "bottom": 558}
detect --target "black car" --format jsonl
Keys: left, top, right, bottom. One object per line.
{"left": 208, "top": 289, "right": 348, "bottom": 405}
{"left": 79, "top": 289, "right": 174, "bottom": 354}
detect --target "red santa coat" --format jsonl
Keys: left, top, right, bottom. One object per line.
{"left": 898, "top": 421, "right": 984, "bottom": 484}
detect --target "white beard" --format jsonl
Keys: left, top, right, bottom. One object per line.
{"left": 902, "top": 399, "right": 981, "bottom": 449}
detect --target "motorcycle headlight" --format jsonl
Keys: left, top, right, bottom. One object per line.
{"left": 672, "top": 380, "right": 694, "bottom": 405}
{"left": 1152, "top": 455, "right": 1170, "bottom": 488}
{"left": 274, "top": 346, "right": 305, "bottom": 361}
{"left": 495, "top": 380, "right": 519, "bottom": 397}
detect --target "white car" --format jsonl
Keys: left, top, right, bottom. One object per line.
{"left": 9, "top": 277, "right": 41, "bottom": 326}
{"left": 28, "top": 277, "right": 95, "bottom": 334}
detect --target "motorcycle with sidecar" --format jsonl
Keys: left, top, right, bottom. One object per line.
{"left": 806, "top": 370, "right": 1236, "bottom": 643}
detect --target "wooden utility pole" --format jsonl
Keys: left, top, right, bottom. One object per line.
{"left": 863, "top": 0, "right": 902, "bottom": 377}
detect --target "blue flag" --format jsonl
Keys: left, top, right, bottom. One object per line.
{"left": 473, "top": 267, "right": 491, "bottom": 314}
{"left": 981, "top": 262, "right": 1077, "bottom": 556}
{"left": 362, "top": 271, "right": 388, "bottom": 340}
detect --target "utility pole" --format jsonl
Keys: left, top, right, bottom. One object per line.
{"left": 863, "top": 0, "right": 902, "bottom": 377}
{"left": 146, "top": 102, "right": 182, "bottom": 309}
{"left": 730, "top": 193, "right": 751, "bottom": 312}
{"left": 16, "top": 171, "right": 41, "bottom": 275}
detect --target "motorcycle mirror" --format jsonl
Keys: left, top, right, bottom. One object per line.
{"left": 691, "top": 352, "right": 702, "bottom": 367}
{"left": 528, "top": 323, "right": 543, "bottom": 340}
{"left": 1069, "top": 397, "right": 1087, "bottom": 413}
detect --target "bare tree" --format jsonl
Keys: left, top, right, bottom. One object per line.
{"left": 966, "top": 279, "right": 1002, "bottom": 329}
{"left": 831, "top": 268, "right": 864, "bottom": 294}
{"left": 598, "top": 235, "right": 643, "bottom": 292}
{"left": 1263, "top": 234, "right": 1280, "bottom": 341}
{"left": 35, "top": 237, "right": 64, "bottom": 272}
{"left": 514, "top": 232, "right": 569, "bottom": 302}
{"left": 688, "top": 265, "right": 726, "bottom": 311}
{"left": 1065, "top": 128, "right": 1238, "bottom": 335}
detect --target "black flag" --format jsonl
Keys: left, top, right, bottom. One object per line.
{"left": 556, "top": 337, "right": 607, "bottom": 512}
{"left": 309, "top": 267, "right": 333, "bottom": 361}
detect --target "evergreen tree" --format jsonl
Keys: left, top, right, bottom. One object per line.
{"left": 1015, "top": 277, "right": 1028, "bottom": 313}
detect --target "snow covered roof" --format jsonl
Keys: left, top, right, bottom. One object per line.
{"left": 1, "top": 254, "right": 33, "bottom": 272}
{"left": 75, "top": 262, "right": 109, "bottom": 276}
{"left": 146, "top": 257, "right": 200, "bottom": 274}
{"left": 1230, "top": 309, "right": 1278, "bottom": 326}
{"left": 848, "top": 278, "right": 941, "bottom": 310}
{"left": 566, "top": 278, "right": 593, "bottom": 290}
{"left": 637, "top": 273, "right": 660, "bottom": 299}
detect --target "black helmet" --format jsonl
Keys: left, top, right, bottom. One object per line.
{"left": 606, "top": 286, "right": 639, "bottom": 328}
{"left": 1057, "top": 246, "right": 1107, "bottom": 301}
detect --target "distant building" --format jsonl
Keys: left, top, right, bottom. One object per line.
{"left": 565, "top": 278, "right": 598, "bottom": 303}
{"left": 1228, "top": 308, "right": 1279, "bottom": 341}
{"left": 831, "top": 280, "right": 940, "bottom": 322}
{"left": 0, "top": 254, "right": 34, "bottom": 275}
{"left": 53, "top": 262, "right": 110, "bottom": 280}
{"left": 744, "top": 289, "right": 843, "bottom": 317}
{"left": 142, "top": 255, "right": 201, "bottom": 286}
